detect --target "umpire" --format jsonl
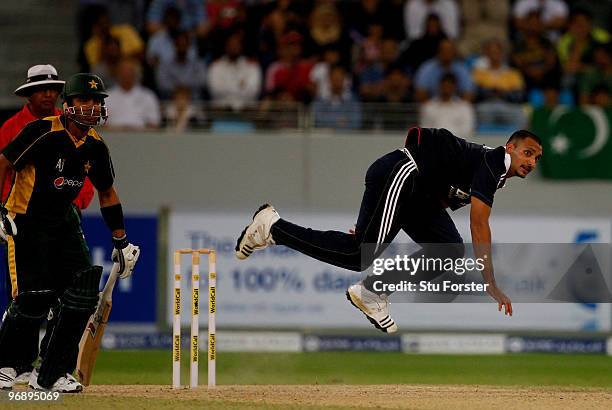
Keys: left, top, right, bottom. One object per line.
{"left": 0, "top": 73, "right": 139, "bottom": 392}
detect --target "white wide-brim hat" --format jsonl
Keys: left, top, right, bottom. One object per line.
{"left": 14, "top": 64, "right": 65, "bottom": 97}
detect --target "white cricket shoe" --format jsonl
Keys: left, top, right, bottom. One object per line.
{"left": 346, "top": 282, "right": 398, "bottom": 333}
{"left": 15, "top": 369, "right": 32, "bottom": 385}
{"left": 29, "top": 370, "right": 83, "bottom": 393}
{"left": 0, "top": 367, "right": 16, "bottom": 390}
{"left": 235, "top": 203, "right": 280, "bottom": 260}
{"left": 27, "top": 368, "right": 39, "bottom": 390}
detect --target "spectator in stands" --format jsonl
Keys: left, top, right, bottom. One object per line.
{"left": 304, "top": 2, "right": 350, "bottom": 61}
{"left": 310, "top": 46, "right": 351, "bottom": 101}
{"left": 76, "top": 2, "right": 146, "bottom": 71}
{"left": 414, "top": 39, "right": 474, "bottom": 102}
{"left": 356, "top": 27, "right": 397, "bottom": 104}
{"left": 404, "top": 0, "right": 459, "bottom": 40}
{"left": 511, "top": 10, "right": 561, "bottom": 93}
{"left": 343, "top": 0, "right": 404, "bottom": 41}
{"left": 590, "top": 84, "right": 611, "bottom": 109}
{"left": 92, "top": 35, "right": 122, "bottom": 89}
{"left": 208, "top": 30, "right": 262, "bottom": 110}
{"left": 513, "top": 0, "right": 568, "bottom": 41}
{"left": 380, "top": 38, "right": 399, "bottom": 69}
{"left": 84, "top": 8, "right": 144, "bottom": 69}
{"left": 146, "top": 0, "right": 209, "bottom": 37}
{"left": 420, "top": 73, "right": 475, "bottom": 137}
{"left": 147, "top": 6, "right": 197, "bottom": 68}
{"left": 156, "top": 31, "right": 207, "bottom": 100}
{"left": 380, "top": 66, "right": 412, "bottom": 104}
{"left": 458, "top": 0, "right": 509, "bottom": 57}
{"left": 398, "top": 13, "right": 447, "bottom": 74}
{"left": 542, "top": 80, "right": 561, "bottom": 110}
{"left": 312, "top": 65, "right": 362, "bottom": 130}
{"left": 354, "top": 24, "right": 385, "bottom": 128}
{"left": 575, "top": 2, "right": 612, "bottom": 36}
{"left": 202, "top": 0, "right": 246, "bottom": 59}
{"left": 578, "top": 43, "right": 612, "bottom": 105}
{"left": 78, "top": 1, "right": 146, "bottom": 36}
{"left": 148, "top": 0, "right": 213, "bottom": 59}
{"left": 206, "top": 0, "right": 245, "bottom": 33}
{"left": 264, "top": 31, "right": 314, "bottom": 103}
{"left": 473, "top": 38, "right": 526, "bottom": 128}
{"left": 558, "top": 8, "right": 609, "bottom": 68}
{"left": 164, "top": 86, "right": 202, "bottom": 132}
{"left": 358, "top": 23, "right": 384, "bottom": 71}
{"left": 557, "top": 8, "right": 610, "bottom": 91}
{"left": 106, "top": 58, "right": 161, "bottom": 130}
{"left": 258, "top": 0, "right": 304, "bottom": 71}
{"left": 376, "top": 66, "right": 414, "bottom": 130}
{"left": 530, "top": 77, "right": 561, "bottom": 131}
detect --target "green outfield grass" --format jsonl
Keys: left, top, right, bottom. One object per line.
{"left": 90, "top": 351, "right": 612, "bottom": 388}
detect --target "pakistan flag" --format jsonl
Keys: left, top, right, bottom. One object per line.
{"left": 531, "top": 106, "right": 612, "bottom": 179}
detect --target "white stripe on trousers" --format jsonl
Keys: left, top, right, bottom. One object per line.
{"left": 375, "top": 160, "right": 416, "bottom": 251}
{"left": 385, "top": 164, "right": 415, "bottom": 237}
{"left": 377, "top": 160, "right": 414, "bottom": 245}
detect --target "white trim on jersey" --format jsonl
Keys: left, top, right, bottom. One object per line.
{"left": 401, "top": 148, "right": 419, "bottom": 170}
{"left": 498, "top": 152, "right": 512, "bottom": 189}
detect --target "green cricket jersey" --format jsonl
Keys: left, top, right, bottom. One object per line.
{"left": 2, "top": 115, "right": 114, "bottom": 221}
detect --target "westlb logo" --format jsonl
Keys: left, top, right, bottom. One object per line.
{"left": 53, "top": 177, "right": 84, "bottom": 189}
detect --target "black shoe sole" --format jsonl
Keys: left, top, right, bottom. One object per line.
{"left": 235, "top": 226, "right": 248, "bottom": 253}
{"left": 234, "top": 203, "right": 272, "bottom": 255}
{"left": 345, "top": 291, "right": 389, "bottom": 333}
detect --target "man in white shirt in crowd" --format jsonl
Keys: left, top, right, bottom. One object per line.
{"left": 513, "top": 0, "right": 569, "bottom": 40}
{"left": 105, "top": 58, "right": 161, "bottom": 130}
{"left": 420, "top": 72, "right": 475, "bottom": 137}
{"left": 404, "top": 0, "right": 460, "bottom": 40}
{"left": 207, "top": 30, "right": 261, "bottom": 111}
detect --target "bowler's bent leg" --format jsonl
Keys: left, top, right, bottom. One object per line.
{"left": 272, "top": 149, "right": 418, "bottom": 271}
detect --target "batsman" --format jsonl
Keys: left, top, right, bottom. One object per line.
{"left": 0, "top": 73, "right": 139, "bottom": 392}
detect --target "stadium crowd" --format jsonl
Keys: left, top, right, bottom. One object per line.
{"left": 76, "top": 0, "right": 611, "bottom": 133}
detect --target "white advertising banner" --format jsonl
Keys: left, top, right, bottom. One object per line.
{"left": 452, "top": 214, "right": 611, "bottom": 243}
{"left": 402, "top": 333, "right": 506, "bottom": 354}
{"left": 168, "top": 212, "right": 611, "bottom": 331}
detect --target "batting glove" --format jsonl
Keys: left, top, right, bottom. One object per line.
{"left": 0, "top": 206, "right": 16, "bottom": 242}
{"left": 112, "top": 235, "right": 140, "bottom": 279}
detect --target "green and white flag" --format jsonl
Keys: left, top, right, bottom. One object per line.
{"left": 532, "top": 106, "right": 612, "bottom": 179}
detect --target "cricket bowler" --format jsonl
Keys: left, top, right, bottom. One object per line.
{"left": 235, "top": 127, "right": 543, "bottom": 333}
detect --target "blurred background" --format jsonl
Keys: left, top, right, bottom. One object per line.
{"left": 0, "top": 0, "right": 611, "bottom": 370}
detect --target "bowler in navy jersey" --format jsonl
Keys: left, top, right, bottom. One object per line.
{"left": 235, "top": 127, "right": 543, "bottom": 333}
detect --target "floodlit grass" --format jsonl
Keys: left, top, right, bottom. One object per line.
{"left": 91, "top": 350, "right": 612, "bottom": 388}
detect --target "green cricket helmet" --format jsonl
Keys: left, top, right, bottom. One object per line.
{"left": 63, "top": 73, "right": 108, "bottom": 100}
{"left": 62, "top": 73, "right": 109, "bottom": 127}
